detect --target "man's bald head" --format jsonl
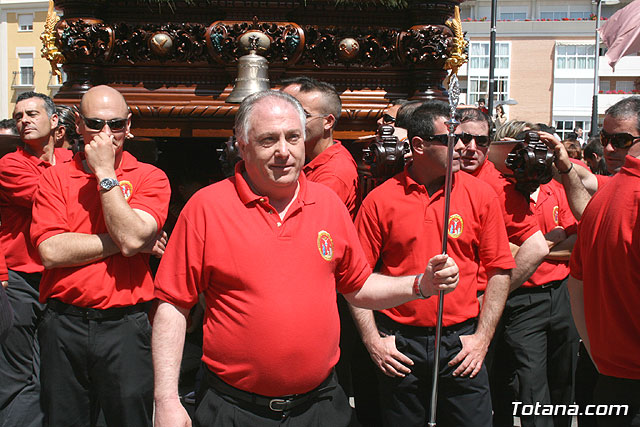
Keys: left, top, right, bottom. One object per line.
{"left": 79, "top": 85, "right": 129, "bottom": 117}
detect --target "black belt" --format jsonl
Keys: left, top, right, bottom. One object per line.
{"left": 374, "top": 312, "right": 477, "bottom": 336}
{"left": 510, "top": 277, "right": 567, "bottom": 297}
{"left": 47, "top": 299, "right": 151, "bottom": 320}
{"left": 205, "top": 368, "right": 336, "bottom": 413}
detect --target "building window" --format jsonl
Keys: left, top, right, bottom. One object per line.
{"left": 569, "top": 11, "right": 591, "bottom": 19}
{"left": 18, "top": 14, "right": 33, "bottom": 32}
{"left": 600, "top": 80, "right": 611, "bottom": 92}
{"left": 468, "top": 76, "right": 509, "bottom": 107}
{"left": 616, "top": 80, "right": 635, "bottom": 92}
{"left": 555, "top": 120, "right": 587, "bottom": 140}
{"left": 17, "top": 53, "right": 34, "bottom": 86}
{"left": 556, "top": 44, "right": 595, "bottom": 70}
{"left": 500, "top": 12, "right": 527, "bottom": 20}
{"left": 469, "top": 42, "right": 510, "bottom": 70}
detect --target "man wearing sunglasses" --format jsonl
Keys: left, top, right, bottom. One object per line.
{"left": 0, "top": 91, "right": 73, "bottom": 426}
{"left": 567, "top": 96, "right": 640, "bottom": 426}
{"left": 456, "top": 111, "right": 580, "bottom": 426}
{"left": 30, "top": 85, "right": 170, "bottom": 426}
{"left": 350, "top": 100, "right": 515, "bottom": 427}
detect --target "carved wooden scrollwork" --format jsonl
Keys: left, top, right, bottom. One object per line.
{"left": 396, "top": 25, "right": 452, "bottom": 69}
{"left": 300, "top": 26, "right": 400, "bottom": 68}
{"left": 110, "top": 23, "right": 209, "bottom": 63}
{"left": 206, "top": 20, "right": 305, "bottom": 66}
{"left": 58, "top": 19, "right": 114, "bottom": 63}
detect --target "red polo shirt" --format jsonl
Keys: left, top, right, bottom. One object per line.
{"left": 595, "top": 173, "right": 612, "bottom": 190}
{"left": 524, "top": 181, "right": 576, "bottom": 288}
{"left": 356, "top": 168, "right": 515, "bottom": 327}
{"left": 0, "top": 147, "right": 72, "bottom": 273}
{"left": 570, "top": 155, "right": 640, "bottom": 379}
{"left": 30, "top": 152, "right": 169, "bottom": 308}
{"left": 155, "top": 162, "right": 371, "bottom": 396}
{"left": 303, "top": 141, "right": 359, "bottom": 219}
{"left": 472, "top": 160, "right": 540, "bottom": 246}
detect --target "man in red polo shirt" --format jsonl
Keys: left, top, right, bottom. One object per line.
{"left": 152, "top": 91, "right": 460, "bottom": 427}
{"left": 280, "top": 77, "right": 359, "bottom": 219}
{"left": 30, "top": 85, "right": 170, "bottom": 426}
{"left": 0, "top": 91, "right": 72, "bottom": 426}
{"left": 569, "top": 96, "right": 640, "bottom": 427}
{"left": 350, "top": 100, "right": 515, "bottom": 427}
{"left": 280, "top": 76, "right": 364, "bottom": 417}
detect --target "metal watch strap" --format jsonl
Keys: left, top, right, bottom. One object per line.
{"left": 98, "top": 178, "right": 119, "bottom": 192}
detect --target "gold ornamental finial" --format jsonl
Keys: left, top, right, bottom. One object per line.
{"left": 40, "top": 0, "right": 65, "bottom": 84}
{"left": 444, "top": 6, "right": 468, "bottom": 85}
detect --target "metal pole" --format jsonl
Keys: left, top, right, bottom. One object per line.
{"left": 428, "top": 72, "right": 460, "bottom": 427}
{"left": 487, "top": 0, "right": 498, "bottom": 116}
{"left": 591, "top": 0, "right": 602, "bottom": 136}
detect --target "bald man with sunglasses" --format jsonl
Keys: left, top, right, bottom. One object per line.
{"left": 30, "top": 85, "right": 170, "bottom": 426}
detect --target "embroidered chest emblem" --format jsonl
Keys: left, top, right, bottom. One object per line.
{"left": 119, "top": 180, "right": 133, "bottom": 201}
{"left": 553, "top": 206, "right": 559, "bottom": 225}
{"left": 317, "top": 230, "right": 334, "bottom": 261}
{"left": 448, "top": 214, "right": 463, "bottom": 239}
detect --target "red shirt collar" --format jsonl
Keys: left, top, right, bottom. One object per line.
{"left": 303, "top": 140, "right": 342, "bottom": 173}
{"left": 233, "top": 161, "right": 311, "bottom": 208}
{"left": 621, "top": 155, "right": 640, "bottom": 178}
{"left": 400, "top": 164, "right": 458, "bottom": 195}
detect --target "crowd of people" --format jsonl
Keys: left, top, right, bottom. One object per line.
{"left": 0, "top": 80, "right": 637, "bottom": 427}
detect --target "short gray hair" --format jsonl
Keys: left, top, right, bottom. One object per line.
{"left": 605, "top": 96, "right": 640, "bottom": 134}
{"left": 234, "top": 90, "right": 306, "bottom": 144}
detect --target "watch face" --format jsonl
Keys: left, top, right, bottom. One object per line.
{"left": 100, "top": 178, "right": 119, "bottom": 191}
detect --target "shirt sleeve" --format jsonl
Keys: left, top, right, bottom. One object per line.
{"left": 333, "top": 198, "right": 372, "bottom": 295}
{"left": 354, "top": 198, "right": 384, "bottom": 269}
{"left": 154, "top": 198, "right": 205, "bottom": 309}
{"left": 128, "top": 166, "right": 171, "bottom": 232}
{"left": 30, "top": 168, "right": 71, "bottom": 248}
{"left": 478, "top": 193, "right": 517, "bottom": 272}
{"left": 0, "top": 155, "right": 41, "bottom": 208}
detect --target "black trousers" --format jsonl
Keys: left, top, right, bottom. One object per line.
{"left": 0, "top": 270, "right": 44, "bottom": 427}
{"left": 194, "top": 370, "right": 353, "bottom": 427}
{"left": 593, "top": 374, "right": 640, "bottom": 427}
{"left": 375, "top": 314, "right": 493, "bottom": 427}
{"left": 38, "top": 306, "right": 153, "bottom": 427}
{"left": 491, "top": 278, "right": 579, "bottom": 427}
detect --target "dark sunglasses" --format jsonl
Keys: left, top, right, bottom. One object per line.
{"left": 80, "top": 115, "right": 127, "bottom": 131}
{"left": 600, "top": 130, "right": 640, "bottom": 150}
{"left": 456, "top": 132, "right": 491, "bottom": 147}
{"left": 422, "top": 134, "right": 450, "bottom": 145}
{"left": 382, "top": 113, "right": 396, "bottom": 124}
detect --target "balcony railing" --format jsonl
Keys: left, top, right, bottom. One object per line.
{"left": 11, "top": 69, "right": 35, "bottom": 88}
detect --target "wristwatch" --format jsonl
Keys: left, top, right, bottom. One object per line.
{"left": 98, "top": 178, "right": 120, "bottom": 192}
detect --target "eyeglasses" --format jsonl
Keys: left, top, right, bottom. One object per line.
{"left": 304, "top": 111, "right": 326, "bottom": 121}
{"left": 382, "top": 113, "right": 396, "bottom": 124}
{"left": 80, "top": 115, "right": 127, "bottom": 131}
{"left": 600, "top": 130, "right": 640, "bottom": 150}
{"left": 422, "top": 134, "right": 450, "bottom": 145}
{"left": 456, "top": 132, "right": 491, "bottom": 148}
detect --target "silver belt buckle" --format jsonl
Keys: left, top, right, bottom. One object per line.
{"left": 269, "top": 398, "right": 288, "bottom": 411}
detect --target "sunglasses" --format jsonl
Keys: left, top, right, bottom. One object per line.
{"left": 456, "top": 132, "right": 491, "bottom": 147}
{"left": 382, "top": 113, "right": 396, "bottom": 124}
{"left": 600, "top": 130, "right": 640, "bottom": 150}
{"left": 422, "top": 134, "right": 450, "bottom": 145}
{"left": 80, "top": 115, "right": 127, "bottom": 131}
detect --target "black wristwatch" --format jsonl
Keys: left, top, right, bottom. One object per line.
{"left": 98, "top": 178, "right": 119, "bottom": 192}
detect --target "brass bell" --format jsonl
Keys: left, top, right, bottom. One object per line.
{"left": 227, "top": 32, "right": 271, "bottom": 103}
